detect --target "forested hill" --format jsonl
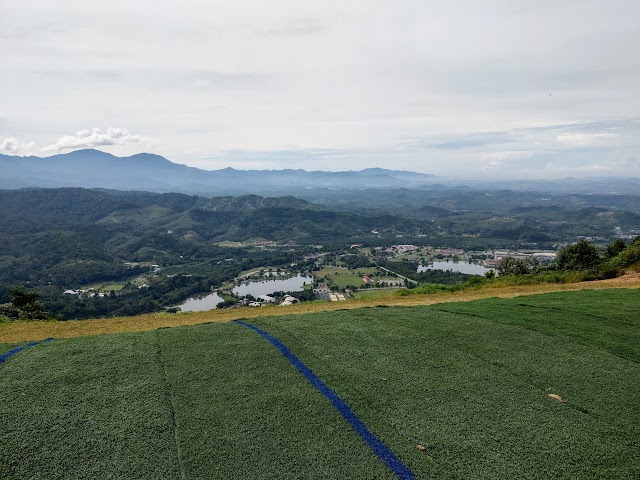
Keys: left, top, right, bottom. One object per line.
{"left": 0, "top": 188, "right": 319, "bottom": 232}
{"left": 0, "top": 188, "right": 413, "bottom": 241}
{"left": 0, "top": 188, "right": 421, "bottom": 311}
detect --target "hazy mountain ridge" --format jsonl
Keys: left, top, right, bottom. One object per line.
{"left": 0, "top": 149, "right": 437, "bottom": 194}
{"left": 2, "top": 149, "right": 639, "bottom": 196}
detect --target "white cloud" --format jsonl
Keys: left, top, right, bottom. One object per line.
{"left": 42, "top": 127, "right": 154, "bottom": 153}
{"left": 0, "top": 138, "right": 20, "bottom": 154}
{"left": 556, "top": 132, "right": 619, "bottom": 146}
{"left": 0, "top": 137, "right": 36, "bottom": 155}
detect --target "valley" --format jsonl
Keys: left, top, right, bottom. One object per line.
{"left": 1, "top": 186, "right": 639, "bottom": 320}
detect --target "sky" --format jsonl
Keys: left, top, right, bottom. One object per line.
{"left": 1, "top": 0, "right": 639, "bottom": 178}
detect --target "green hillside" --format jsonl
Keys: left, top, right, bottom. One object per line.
{"left": 1, "top": 289, "right": 639, "bottom": 479}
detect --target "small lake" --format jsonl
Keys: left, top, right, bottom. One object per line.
{"left": 418, "top": 261, "right": 492, "bottom": 276}
{"left": 176, "top": 292, "right": 224, "bottom": 312}
{"left": 233, "top": 274, "right": 314, "bottom": 297}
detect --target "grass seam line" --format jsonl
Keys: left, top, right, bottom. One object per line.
{"left": 236, "top": 320, "right": 415, "bottom": 480}
{"left": 155, "top": 331, "right": 186, "bottom": 480}
{"left": 0, "top": 338, "right": 54, "bottom": 364}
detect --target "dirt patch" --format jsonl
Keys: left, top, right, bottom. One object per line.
{"left": 548, "top": 393, "right": 567, "bottom": 403}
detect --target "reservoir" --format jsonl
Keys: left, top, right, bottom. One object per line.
{"left": 233, "top": 274, "right": 313, "bottom": 297}
{"left": 177, "top": 292, "right": 224, "bottom": 312}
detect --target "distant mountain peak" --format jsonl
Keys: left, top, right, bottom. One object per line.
{"left": 54, "top": 148, "right": 118, "bottom": 159}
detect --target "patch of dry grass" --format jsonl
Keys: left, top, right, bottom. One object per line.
{"left": 2, "top": 272, "right": 639, "bottom": 343}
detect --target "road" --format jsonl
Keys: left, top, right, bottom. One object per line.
{"left": 375, "top": 265, "right": 418, "bottom": 285}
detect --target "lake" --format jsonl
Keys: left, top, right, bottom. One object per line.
{"left": 418, "top": 261, "right": 492, "bottom": 275}
{"left": 233, "top": 274, "right": 314, "bottom": 297}
{"left": 177, "top": 292, "right": 224, "bottom": 312}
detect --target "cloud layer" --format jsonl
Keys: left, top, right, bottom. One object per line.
{"left": 42, "top": 128, "right": 153, "bottom": 153}
{"left": 1, "top": 0, "right": 639, "bottom": 177}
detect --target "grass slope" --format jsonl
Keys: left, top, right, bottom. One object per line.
{"left": 0, "top": 342, "right": 25, "bottom": 356}
{"left": 158, "top": 326, "right": 393, "bottom": 479}
{"left": 1, "top": 290, "right": 638, "bottom": 478}
{"left": 0, "top": 333, "right": 181, "bottom": 479}
{"left": 431, "top": 289, "right": 640, "bottom": 362}
{"left": 2, "top": 274, "right": 639, "bottom": 343}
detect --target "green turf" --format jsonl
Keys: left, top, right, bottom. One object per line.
{"left": 0, "top": 334, "right": 182, "bottom": 479}
{"left": 430, "top": 289, "right": 640, "bottom": 362}
{"left": 253, "top": 290, "right": 640, "bottom": 478}
{"left": 0, "top": 342, "right": 26, "bottom": 356}
{"left": 157, "top": 325, "right": 393, "bottom": 479}
{"left": 1, "top": 289, "right": 639, "bottom": 478}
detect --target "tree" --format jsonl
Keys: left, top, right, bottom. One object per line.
{"left": 0, "top": 287, "right": 52, "bottom": 320}
{"left": 556, "top": 240, "right": 600, "bottom": 270}
{"left": 10, "top": 286, "right": 41, "bottom": 309}
{"left": 605, "top": 239, "right": 626, "bottom": 259}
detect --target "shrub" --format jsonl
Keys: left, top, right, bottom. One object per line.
{"left": 497, "top": 257, "right": 541, "bottom": 276}
{"left": 612, "top": 245, "right": 640, "bottom": 268}
{"left": 596, "top": 266, "right": 621, "bottom": 280}
{"left": 397, "top": 283, "right": 463, "bottom": 296}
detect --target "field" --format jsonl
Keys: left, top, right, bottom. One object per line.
{"left": 1, "top": 289, "right": 639, "bottom": 478}
{"left": 316, "top": 266, "right": 379, "bottom": 288}
{"left": 84, "top": 281, "right": 126, "bottom": 292}
{"left": 215, "top": 241, "right": 245, "bottom": 248}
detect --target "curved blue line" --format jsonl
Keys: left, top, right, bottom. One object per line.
{"left": 236, "top": 321, "right": 415, "bottom": 480}
{"left": 0, "top": 338, "right": 54, "bottom": 364}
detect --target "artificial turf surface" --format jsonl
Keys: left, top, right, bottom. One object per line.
{"left": 1, "top": 289, "right": 638, "bottom": 479}
{"left": 0, "top": 342, "right": 26, "bottom": 357}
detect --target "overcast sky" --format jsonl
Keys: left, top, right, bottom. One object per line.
{"left": 1, "top": 0, "right": 639, "bottom": 178}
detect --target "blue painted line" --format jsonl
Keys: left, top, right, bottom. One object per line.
{"left": 236, "top": 321, "right": 415, "bottom": 480}
{"left": 0, "top": 338, "right": 54, "bottom": 364}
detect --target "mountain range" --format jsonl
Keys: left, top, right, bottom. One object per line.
{"left": 0, "top": 149, "right": 435, "bottom": 195}
{"left": 2, "top": 149, "right": 640, "bottom": 196}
